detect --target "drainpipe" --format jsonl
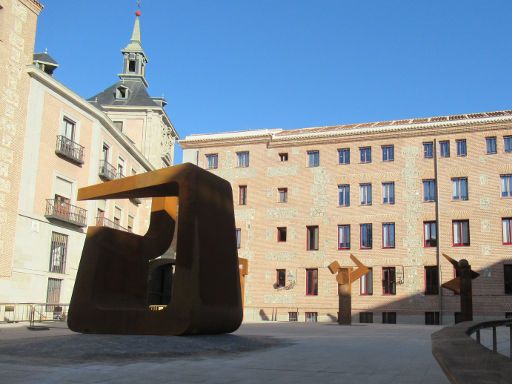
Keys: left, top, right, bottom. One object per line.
{"left": 433, "top": 138, "right": 443, "bottom": 324}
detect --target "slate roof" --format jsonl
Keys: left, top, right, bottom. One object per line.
{"left": 88, "top": 79, "right": 159, "bottom": 108}
{"left": 33, "top": 52, "right": 59, "bottom": 66}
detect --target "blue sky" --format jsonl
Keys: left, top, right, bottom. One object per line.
{"left": 36, "top": 1, "right": 512, "bottom": 163}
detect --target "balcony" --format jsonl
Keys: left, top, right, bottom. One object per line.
{"left": 45, "top": 199, "right": 87, "bottom": 227}
{"left": 55, "top": 135, "right": 84, "bottom": 165}
{"left": 99, "top": 160, "right": 117, "bottom": 181}
{"left": 95, "top": 216, "right": 128, "bottom": 232}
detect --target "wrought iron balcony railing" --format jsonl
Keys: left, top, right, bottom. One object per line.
{"left": 45, "top": 199, "right": 87, "bottom": 227}
{"left": 95, "top": 216, "right": 128, "bottom": 232}
{"left": 55, "top": 135, "right": 84, "bottom": 165}
{"left": 99, "top": 160, "right": 117, "bottom": 181}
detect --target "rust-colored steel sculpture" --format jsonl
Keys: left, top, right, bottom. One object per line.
{"left": 328, "top": 254, "right": 369, "bottom": 325}
{"left": 67, "top": 163, "right": 243, "bottom": 335}
{"left": 441, "top": 253, "right": 479, "bottom": 322}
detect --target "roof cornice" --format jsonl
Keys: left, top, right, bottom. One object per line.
{"left": 19, "top": 0, "right": 43, "bottom": 14}
{"left": 27, "top": 66, "right": 155, "bottom": 171}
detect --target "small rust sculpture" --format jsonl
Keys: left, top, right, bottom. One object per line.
{"left": 441, "top": 253, "right": 479, "bottom": 322}
{"left": 328, "top": 254, "right": 369, "bottom": 325}
{"left": 67, "top": 163, "right": 242, "bottom": 335}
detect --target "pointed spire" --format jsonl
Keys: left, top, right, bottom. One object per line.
{"left": 123, "top": 11, "right": 144, "bottom": 53}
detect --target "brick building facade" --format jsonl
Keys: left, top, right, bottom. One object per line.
{"left": 181, "top": 112, "right": 512, "bottom": 324}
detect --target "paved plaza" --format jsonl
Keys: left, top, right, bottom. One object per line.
{"left": 0, "top": 322, "right": 448, "bottom": 383}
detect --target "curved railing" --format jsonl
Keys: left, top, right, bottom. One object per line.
{"left": 432, "top": 319, "right": 512, "bottom": 383}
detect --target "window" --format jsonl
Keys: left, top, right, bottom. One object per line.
{"left": 360, "top": 224, "right": 372, "bottom": 249}
{"left": 307, "top": 226, "right": 319, "bottom": 250}
{"left": 423, "top": 142, "right": 433, "bottom": 159}
{"left": 46, "top": 278, "right": 62, "bottom": 310}
{"left": 440, "top": 141, "right": 450, "bottom": 158}
{"left": 114, "top": 206, "right": 122, "bottom": 229}
{"left": 360, "top": 147, "right": 371, "bottom": 163}
{"left": 305, "top": 312, "right": 318, "bottom": 322}
{"left": 128, "top": 60, "right": 136, "bottom": 73}
{"left": 359, "top": 312, "right": 373, "bottom": 323}
{"left": 128, "top": 215, "right": 134, "bottom": 233}
{"left": 338, "top": 184, "right": 350, "bottom": 207}
{"left": 454, "top": 312, "right": 463, "bottom": 324}
{"left": 102, "top": 143, "right": 109, "bottom": 161}
{"left": 425, "top": 312, "right": 440, "bottom": 325}
{"left": 425, "top": 266, "right": 439, "bottom": 295}
{"left": 115, "top": 86, "right": 128, "bottom": 99}
{"left": 505, "top": 136, "right": 512, "bottom": 153}
{"left": 237, "top": 151, "right": 249, "bottom": 167}
{"left": 307, "top": 150, "right": 319, "bottom": 167}
{"left": 452, "top": 177, "right": 468, "bottom": 200}
{"left": 62, "top": 118, "right": 76, "bottom": 141}
{"left": 54, "top": 194, "right": 71, "bottom": 218}
{"left": 382, "top": 223, "right": 395, "bottom": 248}
{"left": 113, "top": 121, "right": 123, "bottom": 131}
{"left": 424, "top": 221, "right": 437, "bottom": 247}
{"left": 96, "top": 208, "right": 105, "bottom": 226}
{"left": 382, "top": 312, "right": 396, "bottom": 324}
{"left": 423, "top": 179, "right": 436, "bottom": 202}
{"left": 306, "top": 269, "right": 318, "bottom": 296}
{"left": 456, "top": 139, "right": 467, "bottom": 157}
{"left": 278, "top": 188, "right": 288, "bottom": 203}
{"left": 239, "top": 185, "right": 247, "bottom": 205}
{"left": 338, "top": 225, "right": 350, "bottom": 250}
{"left": 236, "top": 228, "right": 241, "bottom": 249}
{"left": 382, "top": 145, "right": 394, "bottom": 161}
{"left": 279, "top": 153, "right": 288, "bottom": 162}
{"left": 206, "top": 154, "right": 218, "bottom": 169}
{"left": 360, "top": 268, "right": 373, "bottom": 295}
{"left": 453, "top": 220, "right": 470, "bottom": 246}
{"left": 277, "top": 227, "right": 287, "bottom": 242}
{"left": 382, "top": 267, "right": 396, "bottom": 295}
{"left": 486, "top": 137, "right": 497, "bottom": 154}
{"left": 338, "top": 148, "right": 350, "bottom": 165}
{"left": 382, "top": 182, "right": 395, "bottom": 204}
{"left": 360, "top": 183, "right": 372, "bottom": 205}
{"left": 117, "top": 157, "right": 125, "bottom": 178}
{"left": 505, "top": 265, "right": 512, "bottom": 294}
{"left": 503, "top": 218, "right": 512, "bottom": 245}
{"left": 49, "top": 232, "right": 67, "bottom": 274}
{"left": 502, "top": 175, "right": 512, "bottom": 197}
{"left": 276, "top": 269, "right": 286, "bottom": 288}
{"left": 288, "top": 312, "right": 298, "bottom": 322}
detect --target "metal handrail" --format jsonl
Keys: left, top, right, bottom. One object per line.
{"left": 466, "top": 318, "right": 512, "bottom": 355}
{"left": 55, "top": 135, "right": 84, "bottom": 164}
{"left": 99, "top": 160, "right": 117, "bottom": 180}
{"left": 1, "top": 303, "right": 69, "bottom": 324}
{"left": 45, "top": 199, "right": 87, "bottom": 227}
{"left": 95, "top": 216, "right": 128, "bottom": 232}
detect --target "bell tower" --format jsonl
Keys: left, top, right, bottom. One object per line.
{"left": 119, "top": 9, "right": 148, "bottom": 87}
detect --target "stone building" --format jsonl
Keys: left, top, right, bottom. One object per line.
{"left": 181, "top": 112, "right": 512, "bottom": 324}
{"left": 0, "top": 1, "right": 178, "bottom": 309}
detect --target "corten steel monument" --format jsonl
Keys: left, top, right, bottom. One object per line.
{"left": 67, "top": 163, "right": 243, "bottom": 335}
{"left": 328, "top": 255, "right": 369, "bottom": 325}
{"left": 441, "top": 253, "right": 480, "bottom": 322}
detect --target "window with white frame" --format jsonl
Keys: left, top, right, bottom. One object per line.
{"left": 382, "top": 182, "right": 395, "bottom": 204}
{"left": 360, "top": 268, "right": 373, "bottom": 295}
{"left": 452, "top": 177, "right": 468, "bottom": 200}
{"left": 206, "top": 153, "right": 218, "bottom": 169}
{"left": 505, "top": 136, "right": 512, "bottom": 153}
{"left": 338, "top": 184, "right": 350, "bottom": 207}
{"left": 360, "top": 147, "right": 371, "bottom": 163}
{"left": 456, "top": 139, "right": 467, "bottom": 157}
{"left": 382, "top": 223, "right": 395, "bottom": 248}
{"left": 337, "top": 225, "right": 350, "bottom": 249}
{"left": 307, "top": 150, "right": 320, "bottom": 167}
{"left": 237, "top": 151, "right": 249, "bottom": 167}
{"left": 486, "top": 137, "right": 497, "bottom": 154}
{"left": 501, "top": 175, "right": 512, "bottom": 197}
{"left": 360, "top": 183, "right": 372, "bottom": 205}
{"left": 114, "top": 206, "right": 122, "bottom": 229}
{"left": 278, "top": 188, "right": 288, "bottom": 203}
{"left": 453, "top": 220, "right": 470, "bottom": 246}
{"left": 307, "top": 226, "right": 319, "bottom": 250}
{"left": 62, "top": 118, "right": 76, "bottom": 141}
{"left": 117, "top": 157, "right": 125, "bottom": 178}
{"left": 338, "top": 148, "right": 350, "bottom": 165}
{"left": 423, "top": 179, "right": 436, "bottom": 202}
{"left": 503, "top": 218, "right": 512, "bottom": 245}
{"left": 382, "top": 145, "right": 394, "bottom": 161}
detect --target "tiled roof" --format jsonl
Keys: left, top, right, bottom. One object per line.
{"left": 33, "top": 52, "right": 58, "bottom": 66}
{"left": 88, "top": 79, "right": 159, "bottom": 108}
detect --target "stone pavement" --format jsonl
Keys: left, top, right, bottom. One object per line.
{"left": 0, "top": 321, "right": 448, "bottom": 383}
